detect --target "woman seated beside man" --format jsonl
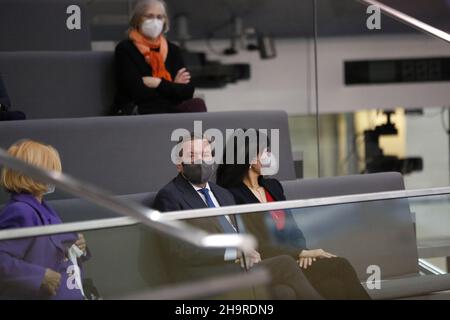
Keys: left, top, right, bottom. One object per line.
{"left": 217, "top": 128, "right": 371, "bottom": 300}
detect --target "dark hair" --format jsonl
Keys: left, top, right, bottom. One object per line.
{"left": 216, "top": 128, "right": 270, "bottom": 189}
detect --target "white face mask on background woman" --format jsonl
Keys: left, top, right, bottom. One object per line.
{"left": 141, "top": 18, "right": 164, "bottom": 39}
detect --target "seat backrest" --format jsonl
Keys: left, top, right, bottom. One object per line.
{"left": 12, "top": 173, "right": 415, "bottom": 295}
{"left": 281, "top": 173, "right": 419, "bottom": 280}
{"left": 0, "top": 0, "right": 91, "bottom": 51}
{"left": 46, "top": 192, "right": 256, "bottom": 298}
{"left": 281, "top": 172, "right": 405, "bottom": 200}
{"left": 0, "top": 51, "right": 115, "bottom": 119}
{"left": 48, "top": 192, "right": 156, "bottom": 222}
{"left": 45, "top": 192, "right": 164, "bottom": 298}
{"left": 0, "top": 111, "right": 296, "bottom": 203}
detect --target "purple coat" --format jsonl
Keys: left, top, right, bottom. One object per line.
{"left": 0, "top": 193, "right": 85, "bottom": 300}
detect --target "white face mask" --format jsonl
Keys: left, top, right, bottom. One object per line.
{"left": 44, "top": 184, "right": 55, "bottom": 195}
{"left": 259, "top": 151, "right": 279, "bottom": 176}
{"left": 141, "top": 18, "right": 164, "bottom": 39}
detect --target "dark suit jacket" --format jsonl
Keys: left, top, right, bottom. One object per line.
{"left": 153, "top": 174, "right": 239, "bottom": 273}
{"left": 227, "top": 177, "right": 307, "bottom": 259}
{"left": 114, "top": 39, "right": 195, "bottom": 114}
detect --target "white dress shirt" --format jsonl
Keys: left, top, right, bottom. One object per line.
{"left": 189, "top": 182, "right": 238, "bottom": 261}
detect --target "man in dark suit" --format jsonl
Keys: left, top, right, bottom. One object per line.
{"left": 153, "top": 133, "right": 322, "bottom": 299}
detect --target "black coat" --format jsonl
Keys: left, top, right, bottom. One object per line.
{"left": 0, "top": 73, "right": 11, "bottom": 109}
{"left": 227, "top": 177, "right": 307, "bottom": 259}
{"left": 114, "top": 39, "right": 194, "bottom": 114}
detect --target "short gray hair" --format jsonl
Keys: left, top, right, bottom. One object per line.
{"left": 129, "top": 0, "right": 170, "bottom": 33}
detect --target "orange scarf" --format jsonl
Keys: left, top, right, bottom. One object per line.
{"left": 129, "top": 29, "right": 172, "bottom": 81}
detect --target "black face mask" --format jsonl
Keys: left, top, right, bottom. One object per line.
{"left": 182, "top": 162, "right": 215, "bottom": 185}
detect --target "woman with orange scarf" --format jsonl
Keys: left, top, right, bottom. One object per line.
{"left": 114, "top": 0, "right": 207, "bottom": 115}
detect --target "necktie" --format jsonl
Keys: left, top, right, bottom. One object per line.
{"left": 197, "top": 188, "right": 236, "bottom": 234}
{"left": 197, "top": 188, "right": 216, "bottom": 208}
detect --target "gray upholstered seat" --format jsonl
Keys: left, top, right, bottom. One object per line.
{"left": 49, "top": 192, "right": 156, "bottom": 222}
{"left": 0, "top": 51, "right": 115, "bottom": 119}
{"left": 280, "top": 173, "right": 450, "bottom": 299}
{"left": 281, "top": 173, "right": 417, "bottom": 278}
{"left": 0, "top": 111, "right": 295, "bottom": 203}
{"left": 46, "top": 193, "right": 161, "bottom": 298}
{"left": 1, "top": 132, "right": 445, "bottom": 299}
{"left": 281, "top": 172, "right": 405, "bottom": 199}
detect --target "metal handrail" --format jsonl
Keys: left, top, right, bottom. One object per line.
{"left": 358, "top": 0, "right": 450, "bottom": 43}
{"left": 0, "top": 148, "right": 256, "bottom": 252}
{"left": 1, "top": 182, "right": 450, "bottom": 240}
{"left": 158, "top": 186, "right": 450, "bottom": 221}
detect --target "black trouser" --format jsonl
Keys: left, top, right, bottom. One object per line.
{"left": 257, "top": 256, "right": 370, "bottom": 300}
{"left": 175, "top": 254, "right": 323, "bottom": 300}
{"left": 302, "top": 257, "right": 371, "bottom": 300}
{"left": 256, "top": 255, "right": 323, "bottom": 300}
{"left": 168, "top": 254, "right": 368, "bottom": 300}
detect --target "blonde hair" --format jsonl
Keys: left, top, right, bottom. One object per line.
{"left": 129, "top": 0, "right": 170, "bottom": 33}
{"left": 1, "top": 140, "right": 62, "bottom": 196}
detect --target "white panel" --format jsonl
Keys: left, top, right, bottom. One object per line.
{"left": 188, "top": 39, "right": 313, "bottom": 115}
{"left": 185, "top": 34, "right": 450, "bottom": 115}
{"left": 317, "top": 34, "right": 450, "bottom": 113}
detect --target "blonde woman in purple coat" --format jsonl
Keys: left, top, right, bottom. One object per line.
{"left": 0, "top": 140, "right": 89, "bottom": 300}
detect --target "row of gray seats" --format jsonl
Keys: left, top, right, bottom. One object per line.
{"left": 0, "top": 97, "right": 445, "bottom": 298}
{"left": 0, "top": 111, "right": 296, "bottom": 203}
{"left": 45, "top": 172, "right": 450, "bottom": 300}
{"left": 0, "top": 0, "right": 116, "bottom": 119}
{"left": 0, "top": 51, "right": 115, "bottom": 119}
